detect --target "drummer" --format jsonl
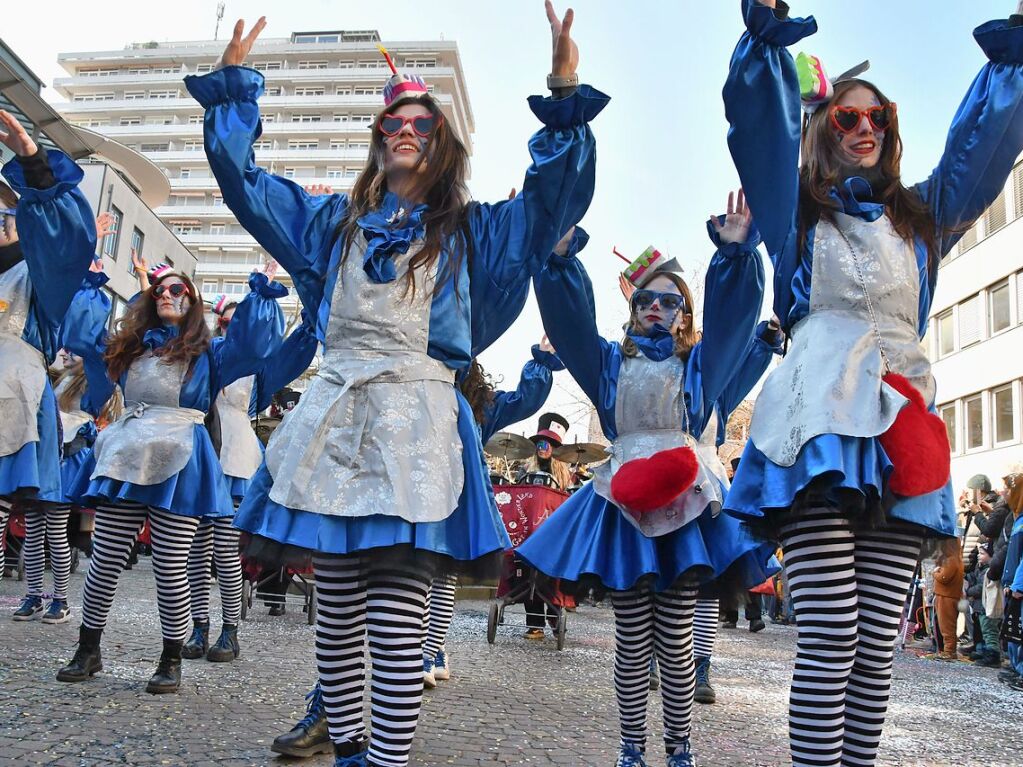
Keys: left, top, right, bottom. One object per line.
{"left": 517, "top": 412, "right": 573, "bottom": 492}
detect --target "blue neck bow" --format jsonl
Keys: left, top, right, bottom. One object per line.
{"left": 627, "top": 325, "right": 676, "bottom": 361}
{"left": 142, "top": 323, "right": 180, "bottom": 350}
{"left": 830, "top": 176, "right": 884, "bottom": 222}
{"left": 356, "top": 191, "right": 428, "bottom": 284}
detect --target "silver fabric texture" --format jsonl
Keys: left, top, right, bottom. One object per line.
{"left": 750, "top": 213, "right": 932, "bottom": 466}
{"left": 0, "top": 261, "right": 45, "bottom": 457}
{"left": 591, "top": 354, "right": 723, "bottom": 538}
{"left": 217, "top": 375, "right": 262, "bottom": 480}
{"left": 92, "top": 352, "right": 203, "bottom": 485}
{"left": 265, "top": 236, "right": 462, "bottom": 522}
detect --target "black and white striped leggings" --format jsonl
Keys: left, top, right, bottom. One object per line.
{"left": 23, "top": 502, "right": 73, "bottom": 600}
{"left": 186, "top": 510, "right": 243, "bottom": 625}
{"left": 0, "top": 496, "right": 12, "bottom": 575}
{"left": 693, "top": 598, "right": 718, "bottom": 660}
{"left": 81, "top": 504, "right": 200, "bottom": 642}
{"left": 314, "top": 555, "right": 431, "bottom": 767}
{"left": 612, "top": 585, "right": 698, "bottom": 756}
{"left": 423, "top": 574, "right": 457, "bottom": 661}
{"left": 779, "top": 507, "right": 921, "bottom": 767}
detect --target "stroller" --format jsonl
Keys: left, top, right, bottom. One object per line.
{"left": 240, "top": 556, "right": 317, "bottom": 625}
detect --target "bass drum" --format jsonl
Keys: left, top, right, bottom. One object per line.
{"left": 490, "top": 473, "right": 510, "bottom": 486}
{"left": 522, "top": 471, "right": 558, "bottom": 490}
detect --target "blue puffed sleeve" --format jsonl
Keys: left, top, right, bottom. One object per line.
{"left": 2, "top": 150, "right": 97, "bottom": 327}
{"left": 723, "top": 0, "right": 816, "bottom": 328}
{"left": 714, "top": 320, "right": 783, "bottom": 445}
{"left": 480, "top": 345, "right": 564, "bottom": 444}
{"left": 914, "top": 19, "right": 1023, "bottom": 257}
{"left": 469, "top": 85, "right": 609, "bottom": 354}
{"left": 60, "top": 271, "right": 115, "bottom": 409}
{"left": 695, "top": 216, "right": 766, "bottom": 416}
{"left": 254, "top": 316, "right": 319, "bottom": 413}
{"left": 211, "top": 271, "right": 287, "bottom": 390}
{"left": 185, "top": 67, "right": 348, "bottom": 313}
{"left": 533, "top": 227, "right": 620, "bottom": 435}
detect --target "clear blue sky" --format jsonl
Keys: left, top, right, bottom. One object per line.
{"left": 4, "top": 0, "right": 1015, "bottom": 437}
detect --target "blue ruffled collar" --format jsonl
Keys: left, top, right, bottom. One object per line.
{"left": 829, "top": 176, "right": 884, "bottom": 222}
{"left": 627, "top": 326, "right": 675, "bottom": 361}
{"left": 142, "top": 323, "right": 180, "bottom": 350}
{"left": 357, "top": 191, "right": 428, "bottom": 284}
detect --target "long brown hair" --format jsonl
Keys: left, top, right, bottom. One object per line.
{"left": 621, "top": 272, "right": 701, "bottom": 361}
{"left": 104, "top": 273, "right": 210, "bottom": 383}
{"left": 0, "top": 181, "right": 17, "bottom": 243}
{"left": 459, "top": 359, "right": 497, "bottom": 425}
{"left": 799, "top": 79, "right": 940, "bottom": 269}
{"left": 54, "top": 358, "right": 124, "bottom": 425}
{"left": 337, "top": 95, "right": 472, "bottom": 301}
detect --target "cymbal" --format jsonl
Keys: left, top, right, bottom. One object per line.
{"left": 484, "top": 431, "right": 535, "bottom": 461}
{"left": 553, "top": 442, "right": 609, "bottom": 464}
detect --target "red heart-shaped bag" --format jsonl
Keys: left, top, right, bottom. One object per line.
{"left": 878, "top": 373, "right": 950, "bottom": 497}
{"left": 610, "top": 446, "right": 699, "bottom": 514}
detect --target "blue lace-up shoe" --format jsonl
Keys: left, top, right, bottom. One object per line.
{"left": 13, "top": 595, "right": 43, "bottom": 621}
{"left": 271, "top": 683, "right": 332, "bottom": 757}
{"left": 334, "top": 754, "right": 368, "bottom": 767}
{"left": 423, "top": 654, "right": 437, "bottom": 689}
{"left": 666, "top": 737, "right": 697, "bottom": 767}
{"left": 615, "top": 742, "right": 648, "bottom": 767}
{"left": 433, "top": 647, "right": 450, "bottom": 681}
{"left": 41, "top": 599, "right": 71, "bottom": 624}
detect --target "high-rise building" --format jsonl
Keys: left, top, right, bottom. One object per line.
{"left": 52, "top": 31, "right": 475, "bottom": 319}
{"left": 928, "top": 157, "right": 1023, "bottom": 491}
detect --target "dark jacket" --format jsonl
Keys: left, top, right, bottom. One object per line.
{"left": 988, "top": 510, "right": 1017, "bottom": 583}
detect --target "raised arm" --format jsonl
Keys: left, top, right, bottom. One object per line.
{"left": 533, "top": 226, "right": 615, "bottom": 412}
{"left": 1, "top": 112, "right": 97, "bottom": 326}
{"left": 914, "top": 14, "right": 1023, "bottom": 257}
{"left": 694, "top": 191, "right": 766, "bottom": 413}
{"left": 61, "top": 270, "right": 116, "bottom": 409}
{"left": 480, "top": 340, "right": 564, "bottom": 444}
{"left": 254, "top": 313, "right": 319, "bottom": 412}
{"left": 211, "top": 269, "right": 288, "bottom": 390}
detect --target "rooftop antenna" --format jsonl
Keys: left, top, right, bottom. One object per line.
{"left": 214, "top": 2, "right": 226, "bottom": 40}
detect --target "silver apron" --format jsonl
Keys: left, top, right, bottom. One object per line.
{"left": 265, "top": 237, "right": 462, "bottom": 522}
{"left": 92, "top": 352, "right": 203, "bottom": 485}
{"left": 54, "top": 377, "right": 92, "bottom": 446}
{"left": 750, "top": 214, "right": 932, "bottom": 466}
{"left": 218, "top": 375, "right": 262, "bottom": 480}
{"left": 591, "top": 354, "right": 723, "bottom": 538}
{"left": 0, "top": 261, "right": 46, "bottom": 458}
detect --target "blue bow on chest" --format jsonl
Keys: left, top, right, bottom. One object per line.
{"left": 142, "top": 324, "right": 179, "bottom": 350}
{"left": 356, "top": 192, "right": 428, "bottom": 284}
{"left": 829, "top": 177, "right": 885, "bottom": 222}
{"left": 627, "top": 326, "right": 676, "bottom": 361}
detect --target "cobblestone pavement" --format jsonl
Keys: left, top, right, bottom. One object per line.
{"left": 1, "top": 560, "right": 1021, "bottom": 766}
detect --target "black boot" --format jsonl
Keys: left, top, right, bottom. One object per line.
{"left": 146, "top": 640, "right": 183, "bottom": 694}
{"left": 206, "top": 623, "right": 241, "bottom": 662}
{"left": 181, "top": 621, "right": 209, "bottom": 660}
{"left": 56, "top": 626, "right": 103, "bottom": 682}
{"left": 271, "top": 683, "right": 333, "bottom": 757}
{"left": 693, "top": 655, "right": 716, "bottom": 704}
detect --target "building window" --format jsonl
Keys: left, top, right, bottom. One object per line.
{"left": 283, "top": 168, "right": 296, "bottom": 179}
{"left": 188, "top": 114, "right": 203, "bottom": 124}
{"left": 343, "top": 168, "right": 358, "bottom": 178}
{"left": 295, "top": 87, "right": 325, "bottom": 96}
{"left": 223, "top": 281, "right": 248, "bottom": 295}
{"left": 959, "top": 295, "right": 981, "bottom": 348}
{"left": 150, "top": 67, "right": 179, "bottom": 75}
{"left": 179, "top": 168, "right": 192, "bottom": 179}
{"left": 102, "top": 207, "right": 122, "bottom": 258}
{"left": 201, "top": 280, "right": 219, "bottom": 296}
{"left": 125, "top": 67, "right": 149, "bottom": 75}
{"left": 937, "top": 310, "right": 954, "bottom": 357}
{"left": 209, "top": 223, "right": 226, "bottom": 235}
{"left": 253, "top": 61, "right": 283, "bottom": 71}
{"left": 984, "top": 189, "right": 1008, "bottom": 236}
{"left": 993, "top": 385, "right": 1016, "bottom": 444}
{"left": 264, "top": 87, "right": 283, "bottom": 96}
{"left": 253, "top": 140, "right": 273, "bottom": 151}
{"left": 123, "top": 91, "right": 146, "bottom": 101}
{"left": 119, "top": 117, "right": 142, "bottom": 126}
{"left": 335, "top": 87, "right": 352, "bottom": 95}
{"left": 146, "top": 117, "right": 173, "bottom": 126}
{"left": 965, "top": 394, "right": 984, "bottom": 450}
{"left": 288, "top": 140, "right": 319, "bottom": 150}
{"left": 352, "top": 115, "right": 373, "bottom": 125}
{"left": 348, "top": 141, "right": 369, "bottom": 150}
{"left": 129, "top": 228, "right": 144, "bottom": 274}
{"left": 140, "top": 143, "right": 169, "bottom": 153}
{"left": 353, "top": 86, "right": 382, "bottom": 96}
{"left": 404, "top": 58, "right": 437, "bottom": 68}
{"left": 73, "top": 93, "right": 115, "bottom": 102}
{"left": 148, "top": 90, "right": 179, "bottom": 99}
{"left": 262, "top": 115, "right": 276, "bottom": 123}
{"left": 196, "top": 63, "right": 216, "bottom": 74}
{"left": 171, "top": 223, "right": 201, "bottom": 236}
{"left": 182, "top": 141, "right": 203, "bottom": 152}
{"left": 355, "top": 61, "right": 381, "bottom": 69}
{"left": 297, "top": 61, "right": 329, "bottom": 70}
{"left": 291, "top": 114, "right": 322, "bottom": 123}
{"left": 80, "top": 67, "right": 120, "bottom": 77}
{"left": 329, "top": 139, "right": 346, "bottom": 150}
{"left": 212, "top": 195, "right": 224, "bottom": 207}
{"left": 939, "top": 403, "right": 957, "bottom": 454}
{"left": 957, "top": 224, "right": 978, "bottom": 256}
{"left": 332, "top": 114, "right": 349, "bottom": 123}
{"left": 326, "top": 168, "right": 343, "bottom": 179}
{"left": 989, "top": 279, "right": 1012, "bottom": 335}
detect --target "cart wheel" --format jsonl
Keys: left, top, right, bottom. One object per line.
{"left": 17, "top": 546, "right": 24, "bottom": 581}
{"left": 498, "top": 604, "right": 505, "bottom": 626}
{"left": 307, "top": 585, "right": 317, "bottom": 625}
{"left": 487, "top": 601, "right": 499, "bottom": 645}
{"left": 240, "top": 580, "right": 250, "bottom": 621}
{"left": 70, "top": 547, "right": 79, "bottom": 574}
{"left": 555, "top": 611, "right": 567, "bottom": 651}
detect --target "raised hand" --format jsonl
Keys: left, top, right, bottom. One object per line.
{"left": 618, "top": 273, "right": 636, "bottom": 303}
{"left": 260, "top": 258, "right": 279, "bottom": 283}
{"left": 539, "top": 334, "right": 556, "bottom": 355}
{"left": 553, "top": 226, "right": 575, "bottom": 257}
{"left": 545, "top": 1, "right": 579, "bottom": 77}
{"left": 304, "top": 183, "right": 334, "bottom": 197}
{"left": 0, "top": 110, "right": 38, "bottom": 157}
{"left": 130, "top": 247, "right": 148, "bottom": 276}
{"left": 88, "top": 255, "right": 105, "bottom": 273}
{"left": 95, "top": 212, "right": 116, "bottom": 240}
{"left": 709, "top": 189, "right": 752, "bottom": 245}
{"left": 219, "top": 17, "right": 267, "bottom": 68}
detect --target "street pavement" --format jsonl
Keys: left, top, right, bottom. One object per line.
{"left": 1, "top": 559, "right": 1021, "bottom": 766}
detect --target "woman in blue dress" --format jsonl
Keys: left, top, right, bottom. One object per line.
{"left": 722, "top": 1, "right": 1023, "bottom": 763}
{"left": 517, "top": 198, "right": 774, "bottom": 767}
{"left": 56, "top": 260, "right": 286, "bottom": 694}
{"left": 185, "top": 5, "right": 605, "bottom": 765}
{"left": 0, "top": 111, "right": 96, "bottom": 614}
